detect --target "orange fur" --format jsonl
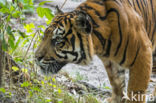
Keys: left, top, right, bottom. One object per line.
{"left": 35, "top": 0, "right": 156, "bottom": 103}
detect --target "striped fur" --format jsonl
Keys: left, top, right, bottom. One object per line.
{"left": 35, "top": 0, "right": 156, "bottom": 102}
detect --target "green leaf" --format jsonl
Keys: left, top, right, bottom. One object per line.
{"left": 45, "top": 99, "right": 51, "bottom": 102}
{"left": 44, "top": 8, "right": 53, "bottom": 20}
{"left": 21, "top": 81, "right": 30, "bottom": 87}
{"left": 52, "top": 78, "right": 56, "bottom": 82}
{"left": 10, "top": 6, "right": 15, "bottom": 12}
{"left": 58, "top": 88, "right": 62, "bottom": 94}
{"left": 22, "top": 68, "right": 28, "bottom": 73}
{"left": 21, "top": 39, "right": 28, "bottom": 47}
{"left": 0, "top": 7, "right": 10, "bottom": 14}
{"left": 29, "top": 23, "right": 35, "bottom": 28}
{"left": 104, "top": 86, "right": 111, "bottom": 89}
{"left": 52, "top": 85, "right": 56, "bottom": 88}
{"left": 24, "top": 0, "right": 33, "bottom": 5}
{"left": 30, "top": 86, "right": 41, "bottom": 92}
{"left": 12, "top": 11, "right": 21, "bottom": 18}
{"left": 0, "top": 88, "right": 6, "bottom": 93}
{"left": 37, "top": 7, "right": 54, "bottom": 20}
{"left": 6, "top": 15, "right": 11, "bottom": 22}
{"left": 14, "top": 37, "right": 21, "bottom": 49}
{"left": 39, "top": 1, "right": 52, "bottom": 6}
{"left": 12, "top": 66, "right": 19, "bottom": 72}
{"left": 28, "top": 90, "right": 33, "bottom": 97}
{"left": 37, "top": 25, "right": 45, "bottom": 29}
{"left": 14, "top": 57, "right": 23, "bottom": 62}
{"left": 2, "top": 37, "right": 8, "bottom": 51}
{"left": 23, "top": 4, "right": 34, "bottom": 13}
{"left": 36, "top": 7, "right": 44, "bottom": 18}
{"left": 7, "top": 26, "right": 12, "bottom": 35}
{"left": 8, "top": 36, "right": 15, "bottom": 49}
{"left": 24, "top": 23, "right": 35, "bottom": 33}
{"left": 46, "top": 20, "right": 51, "bottom": 25}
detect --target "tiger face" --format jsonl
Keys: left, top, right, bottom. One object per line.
{"left": 35, "top": 10, "right": 94, "bottom": 74}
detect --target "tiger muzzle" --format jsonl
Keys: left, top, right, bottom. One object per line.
{"left": 35, "top": 56, "right": 66, "bottom": 74}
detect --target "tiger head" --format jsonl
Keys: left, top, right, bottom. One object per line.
{"left": 35, "top": 7, "right": 94, "bottom": 74}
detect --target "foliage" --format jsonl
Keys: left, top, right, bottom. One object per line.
{"left": 0, "top": 0, "right": 26, "bottom": 51}
{"left": 36, "top": 1, "right": 54, "bottom": 24}
{"left": 18, "top": 0, "right": 34, "bottom": 13}
{"left": 0, "top": 75, "right": 101, "bottom": 103}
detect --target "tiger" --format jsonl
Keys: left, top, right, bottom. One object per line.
{"left": 35, "top": 0, "right": 156, "bottom": 103}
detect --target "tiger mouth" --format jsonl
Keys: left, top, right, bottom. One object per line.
{"left": 36, "top": 60, "right": 66, "bottom": 74}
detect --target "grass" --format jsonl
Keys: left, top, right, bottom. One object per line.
{"left": 75, "top": 72, "right": 87, "bottom": 81}
{"left": 0, "top": 65, "right": 102, "bottom": 103}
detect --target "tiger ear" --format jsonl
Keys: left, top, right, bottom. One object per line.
{"left": 75, "top": 12, "right": 92, "bottom": 34}
{"left": 55, "top": 5, "right": 64, "bottom": 15}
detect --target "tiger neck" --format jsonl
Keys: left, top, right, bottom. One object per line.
{"left": 76, "top": 1, "right": 112, "bottom": 56}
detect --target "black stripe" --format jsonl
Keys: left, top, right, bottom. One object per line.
{"left": 65, "top": 28, "right": 72, "bottom": 37}
{"left": 58, "top": 28, "right": 64, "bottom": 32}
{"left": 87, "top": 38, "right": 92, "bottom": 59}
{"left": 144, "top": 0, "right": 150, "bottom": 34}
{"left": 59, "top": 42, "right": 65, "bottom": 48}
{"left": 150, "top": 0, "right": 154, "bottom": 20}
{"left": 70, "top": 35, "right": 75, "bottom": 51}
{"left": 114, "top": 0, "right": 121, "bottom": 6}
{"left": 83, "top": 4, "right": 107, "bottom": 21}
{"left": 87, "top": 15, "right": 99, "bottom": 28}
{"left": 64, "top": 17, "right": 67, "bottom": 25}
{"left": 68, "top": 19, "right": 72, "bottom": 27}
{"left": 152, "top": 40, "right": 154, "bottom": 46}
{"left": 117, "top": 69, "right": 125, "bottom": 75}
{"left": 151, "top": 23, "right": 156, "bottom": 42}
{"left": 152, "top": 68, "right": 156, "bottom": 73}
{"left": 69, "top": 14, "right": 74, "bottom": 18}
{"left": 77, "top": 33, "right": 86, "bottom": 64}
{"left": 128, "top": 0, "right": 132, "bottom": 6}
{"left": 140, "top": 0, "right": 148, "bottom": 30}
{"left": 107, "top": 8, "right": 122, "bottom": 56}
{"left": 150, "top": 0, "right": 156, "bottom": 42}
{"left": 55, "top": 51, "right": 65, "bottom": 59}
{"left": 132, "top": 0, "right": 136, "bottom": 11}
{"left": 59, "top": 22, "right": 63, "bottom": 27}
{"left": 130, "top": 46, "right": 140, "bottom": 67}
{"left": 136, "top": 0, "right": 142, "bottom": 11}
{"left": 103, "top": 40, "right": 112, "bottom": 57}
{"left": 120, "top": 37, "right": 129, "bottom": 65}
{"left": 76, "top": 8, "right": 99, "bottom": 28}
{"left": 93, "top": 30, "right": 106, "bottom": 49}
{"left": 61, "top": 51, "right": 78, "bottom": 61}
{"left": 148, "top": 21, "right": 151, "bottom": 36}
